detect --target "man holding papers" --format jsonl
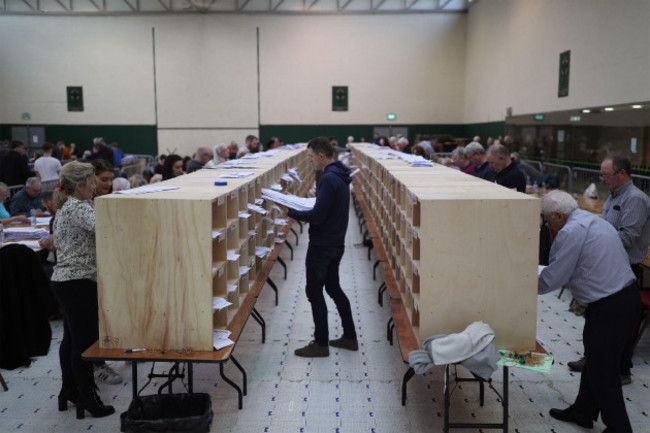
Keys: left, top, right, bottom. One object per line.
{"left": 287, "top": 137, "right": 358, "bottom": 357}
{"left": 538, "top": 191, "right": 640, "bottom": 433}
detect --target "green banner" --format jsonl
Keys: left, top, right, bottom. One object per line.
{"left": 67, "top": 86, "right": 84, "bottom": 112}
{"left": 332, "top": 86, "right": 348, "bottom": 111}
{"left": 558, "top": 50, "right": 570, "bottom": 98}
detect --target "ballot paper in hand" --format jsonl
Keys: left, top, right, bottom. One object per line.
{"left": 261, "top": 188, "right": 316, "bottom": 211}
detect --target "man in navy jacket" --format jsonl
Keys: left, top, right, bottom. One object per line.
{"left": 288, "top": 137, "right": 358, "bottom": 357}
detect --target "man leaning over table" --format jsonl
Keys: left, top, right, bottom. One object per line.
{"left": 538, "top": 190, "right": 640, "bottom": 433}
{"left": 284, "top": 136, "right": 358, "bottom": 357}
{"left": 568, "top": 152, "right": 650, "bottom": 383}
{"left": 10, "top": 176, "right": 46, "bottom": 217}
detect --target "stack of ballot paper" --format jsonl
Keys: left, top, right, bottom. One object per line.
{"left": 248, "top": 203, "right": 267, "bottom": 215}
{"left": 115, "top": 186, "right": 180, "bottom": 195}
{"left": 4, "top": 227, "right": 50, "bottom": 240}
{"left": 261, "top": 188, "right": 316, "bottom": 211}
{"left": 219, "top": 172, "right": 255, "bottom": 178}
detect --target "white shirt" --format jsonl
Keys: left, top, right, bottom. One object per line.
{"left": 34, "top": 155, "right": 62, "bottom": 182}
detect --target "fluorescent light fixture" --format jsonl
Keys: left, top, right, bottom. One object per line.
{"left": 632, "top": 105, "right": 642, "bottom": 109}
{"left": 604, "top": 107, "right": 614, "bottom": 111}
{"left": 581, "top": 109, "right": 591, "bottom": 113}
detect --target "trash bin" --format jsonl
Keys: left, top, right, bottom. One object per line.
{"left": 120, "top": 393, "right": 213, "bottom": 433}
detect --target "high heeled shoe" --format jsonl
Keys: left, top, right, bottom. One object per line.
{"left": 58, "top": 389, "right": 78, "bottom": 411}
{"left": 75, "top": 387, "right": 115, "bottom": 419}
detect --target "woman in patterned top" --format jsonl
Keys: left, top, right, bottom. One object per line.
{"left": 50, "top": 161, "right": 115, "bottom": 419}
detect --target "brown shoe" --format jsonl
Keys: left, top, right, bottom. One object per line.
{"left": 567, "top": 357, "right": 585, "bottom": 372}
{"left": 295, "top": 341, "right": 329, "bottom": 358}
{"left": 329, "top": 337, "right": 359, "bottom": 351}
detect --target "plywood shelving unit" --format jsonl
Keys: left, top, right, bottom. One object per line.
{"left": 351, "top": 143, "right": 540, "bottom": 350}
{"left": 95, "top": 147, "right": 311, "bottom": 351}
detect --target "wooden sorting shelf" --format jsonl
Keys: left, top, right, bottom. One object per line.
{"left": 95, "top": 146, "right": 310, "bottom": 352}
{"left": 351, "top": 143, "right": 540, "bottom": 350}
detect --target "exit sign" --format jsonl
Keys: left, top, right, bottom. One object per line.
{"left": 387, "top": 113, "right": 396, "bottom": 121}
{"left": 534, "top": 114, "right": 544, "bottom": 121}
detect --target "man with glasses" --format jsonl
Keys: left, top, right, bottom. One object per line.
{"left": 568, "top": 152, "right": 650, "bottom": 383}
{"left": 9, "top": 177, "right": 46, "bottom": 217}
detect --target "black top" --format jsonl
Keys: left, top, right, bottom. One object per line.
{"left": 495, "top": 161, "right": 526, "bottom": 192}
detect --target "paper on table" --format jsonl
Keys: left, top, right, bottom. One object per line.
{"left": 35, "top": 216, "right": 52, "bottom": 225}
{"left": 219, "top": 172, "right": 255, "bottom": 178}
{"left": 4, "top": 227, "right": 50, "bottom": 240}
{"left": 115, "top": 186, "right": 180, "bottom": 195}
{"left": 227, "top": 249, "right": 240, "bottom": 261}
{"left": 213, "top": 329, "right": 235, "bottom": 350}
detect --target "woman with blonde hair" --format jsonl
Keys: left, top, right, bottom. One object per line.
{"left": 50, "top": 161, "right": 115, "bottom": 419}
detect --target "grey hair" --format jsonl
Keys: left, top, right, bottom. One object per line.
{"left": 26, "top": 177, "right": 41, "bottom": 188}
{"left": 215, "top": 143, "right": 229, "bottom": 154}
{"left": 487, "top": 143, "right": 509, "bottom": 157}
{"left": 112, "top": 177, "right": 131, "bottom": 191}
{"left": 464, "top": 141, "right": 485, "bottom": 156}
{"left": 129, "top": 174, "right": 147, "bottom": 188}
{"left": 451, "top": 147, "right": 466, "bottom": 160}
{"left": 55, "top": 161, "right": 96, "bottom": 209}
{"left": 196, "top": 146, "right": 212, "bottom": 157}
{"left": 397, "top": 137, "right": 409, "bottom": 146}
{"left": 541, "top": 190, "right": 578, "bottom": 215}
{"left": 388, "top": 136, "right": 397, "bottom": 145}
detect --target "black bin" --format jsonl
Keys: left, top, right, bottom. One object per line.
{"left": 120, "top": 393, "right": 213, "bottom": 433}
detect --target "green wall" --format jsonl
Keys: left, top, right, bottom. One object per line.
{"left": 0, "top": 124, "right": 157, "bottom": 156}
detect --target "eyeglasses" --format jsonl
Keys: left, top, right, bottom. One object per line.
{"left": 599, "top": 170, "right": 620, "bottom": 181}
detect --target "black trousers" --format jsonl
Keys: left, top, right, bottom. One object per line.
{"left": 305, "top": 245, "right": 356, "bottom": 346}
{"left": 51, "top": 279, "right": 100, "bottom": 396}
{"left": 573, "top": 283, "right": 641, "bottom": 432}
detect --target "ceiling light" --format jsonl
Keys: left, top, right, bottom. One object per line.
{"left": 604, "top": 107, "right": 614, "bottom": 111}
{"left": 581, "top": 109, "right": 591, "bottom": 113}
{"left": 632, "top": 105, "right": 642, "bottom": 109}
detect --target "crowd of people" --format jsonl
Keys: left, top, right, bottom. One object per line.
{"left": 1, "top": 131, "right": 648, "bottom": 431}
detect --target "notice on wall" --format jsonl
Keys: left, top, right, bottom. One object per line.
{"left": 332, "top": 86, "right": 348, "bottom": 111}
{"left": 558, "top": 50, "right": 570, "bottom": 98}
{"left": 67, "top": 86, "right": 84, "bottom": 111}
{"left": 631, "top": 137, "right": 638, "bottom": 153}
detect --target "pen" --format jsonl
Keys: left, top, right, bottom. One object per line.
{"left": 124, "top": 348, "right": 146, "bottom": 353}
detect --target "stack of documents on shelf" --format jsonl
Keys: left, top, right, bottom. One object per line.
{"left": 275, "top": 237, "right": 285, "bottom": 244}
{"left": 115, "top": 186, "right": 180, "bottom": 195}
{"left": 238, "top": 211, "right": 251, "bottom": 219}
{"left": 274, "top": 218, "right": 287, "bottom": 226}
{"left": 212, "top": 296, "right": 232, "bottom": 311}
{"left": 248, "top": 230, "right": 257, "bottom": 237}
{"left": 239, "top": 266, "right": 251, "bottom": 276}
{"left": 288, "top": 168, "right": 302, "bottom": 183}
{"left": 255, "top": 246, "right": 273, "bottom": 258}
{"left": 248, "top": 203, "right": 267, "bottom": 215}
{"left": 255, "top": 198, "right": 264, "bottom": 205}
{"left": 213, "top": 329, "right": 234, "bottom": 350}
{"left": 270, "top": 184, "right": 283, "bottom": 191}
{"left": 227, "top": 250, "right": 240, "bottom": 261}
{"left": 261, "top": 188, "right": 316, "bottom": 211}
{"left": 281, "top": 174, "right": 294, "bottom": 183}
{"left": 219, "top": 172, "right": 255, "bottom": 178}
{"left": 212, "top": 230, "right": 223, "bottom": 239}
{"left": 227, "top": 284, "right": 237, "bottom": 293}
{"left": 4, "top": 227, "right": 49, "bottom": 240}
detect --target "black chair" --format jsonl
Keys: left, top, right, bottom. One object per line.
{"left": 0, "top": 244, "right": 56, "bottom": 370}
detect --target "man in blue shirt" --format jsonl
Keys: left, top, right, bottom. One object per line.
{"left": 538, "top": 191, "right": 640, "bottom": 433}
{"left": 287, "top": 137, "right": 357, "bottom": 357}
{"left": 10, "top": 177, "right": 46, "bottom": 217}
{"left": 111, "top": 142, "right": 124, "bottom": 168}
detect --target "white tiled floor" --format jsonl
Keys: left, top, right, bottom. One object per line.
{"left": 2, "top": 203, "right": 649, "bottom": 432}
